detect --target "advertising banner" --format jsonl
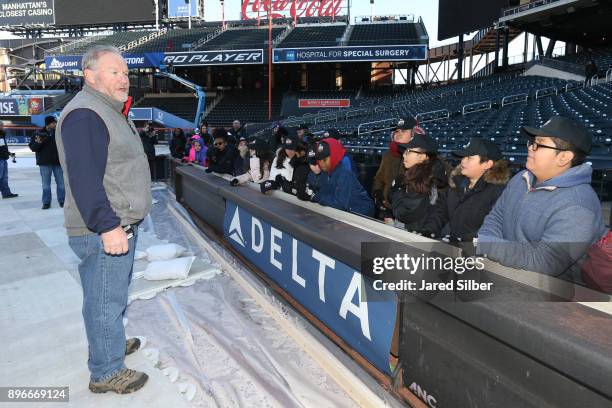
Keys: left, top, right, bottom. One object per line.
{"left": 223, "top": 201, "right": 397, "bottom": 374}
{"left": 163, "top": 49, "right": 264, "bottom": 67}
{"left": 44, "top": 53, "right": 165, "bottom": 70}
{"left": 274, "top": 44, "right": 428, "bottom": 64}
{"left": 167, "top": 0, "right": 198, "bottom": 18}
{"left": 0, "top": 0, "right": 55, "bottom": 27}
{"left": 299, "top": 99, "right": 351, "bottom": 108}
{"left": 0, "top": 96, "right": 44, "bottom": 116}
{"left": 241, "top": 0, "right": 346, "bottom": 21}
{"left": 128, "top": 108, "right": 153, "bottom": 121}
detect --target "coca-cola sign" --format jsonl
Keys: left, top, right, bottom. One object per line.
{"left": 241, "top": 0, "right": 345, "bottom": 21}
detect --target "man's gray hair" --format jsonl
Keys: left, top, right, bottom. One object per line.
{"left": 81, "top": 45, "right": 123, "bottom": 71}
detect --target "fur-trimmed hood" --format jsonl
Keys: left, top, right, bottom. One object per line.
{"left": 448, "top": 161, "right": 510, "bottom": 189}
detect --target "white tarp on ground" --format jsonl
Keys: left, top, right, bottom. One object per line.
{"left": 1, "top": 164, "right": 397, "bottom": 407}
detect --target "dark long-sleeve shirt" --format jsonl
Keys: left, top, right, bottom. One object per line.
{"left": 61, "top": 108, "right": 120, "bottom": 234}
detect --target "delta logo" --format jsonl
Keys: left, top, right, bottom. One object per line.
{"left": 48, "top": 57, "right": 79, "bottom": 69}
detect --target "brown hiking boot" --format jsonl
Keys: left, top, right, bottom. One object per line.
{"left": 125, "top": 338, "right": 141, "bottom": 356}
{"left": 89, "top": 368, "right": 148, "bottom": 394}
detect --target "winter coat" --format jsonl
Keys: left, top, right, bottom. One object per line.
{"left": 0, "top": 130, "right": 8, "bottom": 160}
{"left": 307, "top": 140, "right": 374, "bottom": 216}
{"left": 170, "top": 134, "right": 187, "bottom": 159}
{"left": 206, "top": 144, "right": 242, "bottom": 176}
{"left": 372, "top": 142, "right": 404, "bottom": 214}
{"left": 139, "top": 129, "right": 158, "bottom": 161}
{"left": 29, "top": 127, "right": 61, "bottom": 166}
{"left": 234, "top": 156, "right": 270, "bottom": 184}
{"left": 477, "top": 164, "right": 607, "bottom": 281}
{"left": 389, "top": 181, "right": 439, "bottom": 232}
{"left": 269, "top": 155, "right": 294, "bottom": 182}
{"left": 281, "top": 156, "right": 310, "bottom": 196}
{"left": 423, "top": 164, "right": 509, "bottom": 241}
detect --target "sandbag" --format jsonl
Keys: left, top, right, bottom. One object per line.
{"left": 144, "top": 256, "right": 195, "bottom": 281}
{"left": 146, "top": 243, "right": 187, "bottom": 262}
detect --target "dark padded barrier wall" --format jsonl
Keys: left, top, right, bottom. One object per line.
{"left": 400, "top": 300, "right": 612, "bottom": 407}
{"left": 174, "top": 166, "right": 612, "bottom": 408}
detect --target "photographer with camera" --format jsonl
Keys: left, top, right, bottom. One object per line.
{"left": 29, "top": 116, "right": 65, "bottom": 209}
{"left": 0, "top": 121, "right": 18, "bottom": 199}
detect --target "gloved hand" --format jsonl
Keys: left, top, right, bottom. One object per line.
{"left": 411, "top": 229, "right": 436, "bottom": 239}
{"left": 181, "top": 157, "right": 189, "bottom": 163}
{"left": 205, "top": 168, "right": 213, "bottom": 173}
{"left": 230, "top": 178, "right": 239, "bottom": 186}
{"left": 297, "top": 185, "right": 315, "bottom": 201}
{"left": 260, "top": 180, "right": 276, "bottom": 194}
{"left": 275, "top": 174, "right": 284, "bottom": 184}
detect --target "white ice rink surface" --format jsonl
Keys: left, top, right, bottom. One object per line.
{"left": 0, "top": 162, "right": 398, "bottom": 408}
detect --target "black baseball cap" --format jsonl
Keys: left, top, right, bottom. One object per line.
{"left": 522, "top": 116, "right": 592, "bottom": 154}
{"left": 307, "top": 141, "right": 330, "bottom": 161}
{"left": 247, "top": 137, "right": 266, "bottom": 150}
{"left": 282, "top": 136, "right": 298, "bottom": 150}
{"left": 453, "top": 137, "right": 502, "bottom": 161}
{"left": 395, "top": 117, "right": 417, "bottom": 131}
{"left": 398, "top": 133, "right": 438, "bottom": 154}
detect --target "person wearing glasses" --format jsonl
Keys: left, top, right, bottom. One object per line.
{"left": 205, "top": 127, "right": 243, "bottom": 176}
{"left": 388, "top": 132, "right": 448, "bottom": 232}
{"left": 477, "top": 116, "right": 607, "bottom": 282}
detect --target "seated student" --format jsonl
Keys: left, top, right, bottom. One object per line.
{"left": 230, "top": 138, "right": 272, "bottom": 186}
{"left": 182, "top": 136, "right": 207, "bottom": 166}
{"left": 262, "top": 136, "right": 297, "bottom": 190}
{"left": 205, "top": 128, "right": 243, "bottom": 176}
{"left": 477, "top": 116, "right": 607, "bottom": 281}
{"left": 388, "top": 132, "right": 448, "bottom": 232}
{"left": 422, "top": 137, "right": 510, "bottom": 242}
{"left": 301, "top": 138, "right": 374, "bottom": 216}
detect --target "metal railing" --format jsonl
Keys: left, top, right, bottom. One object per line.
{"left": 501, "top": 93, "right": 528, "bottom": 107}
{"left": 190, "top": 25, "right": 228, "bottom": 50}
{"left": 46, "top": 33, "right": 107, "bottom": 55}
{"left": 502, "top": 0, "right": 561, "bottom": 17}
{"left": 535, "top": 86, "right": 558, "bottom": 99}
{"left": 534, "top": 57, "right": 585, "bottom": 76}
{"left": 314, "top": 113, "right": 338, "bottom": 124}
{"left": 565, "top": 82, "right": 582, "bottom": 93}
{"left": 416, "top": 109, "right": 449, "bottom": 123}
{"left": 272, "top": 23, "right": 294, "bottom": 46}
{"left": 119, "top": 28, "right": 168, "bottom": 52}
{"left": 357, "top": 117, "right": 398, "bottom": 135}
{"left": 462, "top": 100, "right": 492, "bottom": 115}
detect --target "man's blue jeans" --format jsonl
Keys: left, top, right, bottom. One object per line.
{"left": 68, "top": 226, "right": 138, "bottom": 382}
{"left": 39, "top": 165, "right": 65, "bottom": 205}
{"left": 0, "top": 159, "right": 13, "bottom": 197}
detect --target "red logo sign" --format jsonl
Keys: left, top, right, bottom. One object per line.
{"left": 299, "top": 99, "right": 351, "bottom": 108}
{"left": 241, "top": 0, "right": 344, "bottom": 20}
